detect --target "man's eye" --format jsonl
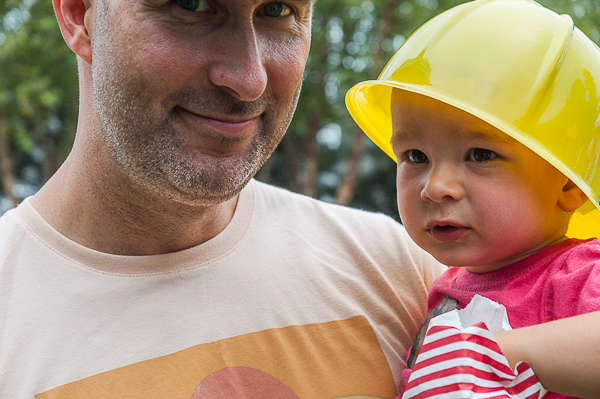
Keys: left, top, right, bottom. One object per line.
{"left": 263, "top": 2, "right": 292, "bottom": 17}
{"left": 176, "top": 0, "right": 210, "bottom": 12}
{"left": 467, "top": 148, "right": 496, "bottom": 162}
{"left": 405, "top": 150, "right": 428, "bottom": 164}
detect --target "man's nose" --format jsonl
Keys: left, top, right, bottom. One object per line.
{"left": 207, "top": 24, "right": 268, "bottom": 102}
{"left": 420, "top": 166, "right": 464, "bottom": 203}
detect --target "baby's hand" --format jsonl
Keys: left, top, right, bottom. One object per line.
{"left": 403, "top": 312, "right": 546, "bottom": 399}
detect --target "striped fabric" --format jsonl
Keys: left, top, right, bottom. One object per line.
{"left": 402, "top": 321, "right": 546, "bottom": 399}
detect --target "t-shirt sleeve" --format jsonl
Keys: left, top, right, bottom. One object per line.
{"left": 399, "top": 226, "right": 446, "bottom": 291}
{"left": 546, "top": 240, "right": 600, "bottom": 320}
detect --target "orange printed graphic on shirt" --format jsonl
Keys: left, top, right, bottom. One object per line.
{"left": 36, "top": 316, "right": 397, "bottom": 399}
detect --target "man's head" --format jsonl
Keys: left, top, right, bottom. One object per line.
{"left": 53, "top": 0, "right": 314, "bottom": 205}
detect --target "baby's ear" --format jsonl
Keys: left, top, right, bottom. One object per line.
{"left": 558, "top": 179, "right": 589, "bottom": 212}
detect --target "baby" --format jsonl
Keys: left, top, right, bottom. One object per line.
{"left": 346, "top": 0, "right": 600, "bottom": 398}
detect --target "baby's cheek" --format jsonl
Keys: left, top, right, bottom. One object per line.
{"left": 482, "top": 196, "right": 542, "bottom": 250}
{"left": 396, "top": 202, "right": 421, "bottom": 238}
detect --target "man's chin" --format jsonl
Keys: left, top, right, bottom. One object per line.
{"left": 152, "top": 167, "right": 254, "bottom": 207}
{"left": 169, "top": 185, "right": 245, "bottom": 207}
{"left": 119, "top": 136, "right": 268, "bottom": 206}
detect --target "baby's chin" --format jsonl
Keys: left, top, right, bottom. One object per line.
{"left": 429, "top": 252, "right": 512, "bottom": 274}
{"left": 408, "top": 231, "right": 521, "bottom": 272}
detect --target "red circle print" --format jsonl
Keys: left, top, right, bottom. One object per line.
{"left": 191, "top": 366, "right": 301, "bottom": 398}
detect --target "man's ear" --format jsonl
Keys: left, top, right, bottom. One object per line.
{"left": 558, "top": 179, "right": 589, "bottom": 212}
{"left": 53, "top": 0, "right": 94, "bottom": 65}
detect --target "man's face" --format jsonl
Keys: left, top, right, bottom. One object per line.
{"left": 91, "top": 0, "right": 313, "bottom": 205}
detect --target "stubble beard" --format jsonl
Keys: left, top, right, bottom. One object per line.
{"left": 90, "top": 4, "right": 300, "bottom": 206}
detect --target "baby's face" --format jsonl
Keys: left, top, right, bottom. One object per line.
{"left": 390, "top": 90, "right": 572, "bottom": 273}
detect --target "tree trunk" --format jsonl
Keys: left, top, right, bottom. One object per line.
{"left": 282, "top": 136, "right": 300, "bottom": 193}
{"left": 255, "top": 151, "right": 276, "bottom": 184}
{"left": 335, "top": 126, "right": 366, "bottom": 206}
{"left": 333, "top": 7, "right": 394, "bottom": 205}
{"left": 301, "top": 109, "right": 321, "bottom": 198}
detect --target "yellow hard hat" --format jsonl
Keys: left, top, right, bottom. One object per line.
{"left": 345, "top": 0, "right": 600, "bottom": 239}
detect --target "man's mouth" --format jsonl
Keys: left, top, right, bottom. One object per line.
{"left": 175, "top": 106, "right": 260, "bottom": 136}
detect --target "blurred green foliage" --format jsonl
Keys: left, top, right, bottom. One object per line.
{"left": 0, "top": 0, "right": 78, "bottom": 207}
{"left": 1, "top": 0, "right": 599, "bottom": 217}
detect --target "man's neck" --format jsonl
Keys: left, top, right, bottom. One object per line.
{"left": 30, "top": 146, "right": 239, "bottom": 256}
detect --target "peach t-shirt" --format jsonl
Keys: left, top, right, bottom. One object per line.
{"left": 0, "top": 180, "right": 444, "bottom": 399}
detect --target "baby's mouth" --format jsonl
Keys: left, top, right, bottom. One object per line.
{"left": 428, "top": 224, "right": 470, "bottom": 242}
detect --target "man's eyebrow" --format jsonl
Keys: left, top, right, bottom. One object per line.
{"left": 288, "top": 0, "right": 318, "bottom": 11}
{"left": 291, "top": 0, "right": 317, "bottom": 5}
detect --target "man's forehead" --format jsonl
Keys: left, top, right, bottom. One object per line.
{"left": 227, "top": 0, "right": 317, "bottom": 8}
{"left": 96, "top": 0, "right": 316, "bottom": 24}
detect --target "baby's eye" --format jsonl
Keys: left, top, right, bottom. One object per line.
{"left": 404, "top": 149, "right": 429, "bottom": 164}
{"left": 262, "top": 2, "right": 292, "bottom": 17}
{"left": 466, "top": 148, "right": 497, "bottom": 162}
{"left": 176, "top": 0, "right": 210, "bottom": 12}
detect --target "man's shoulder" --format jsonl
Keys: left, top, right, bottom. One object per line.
{"left": 251, "top": 180, "right": 403, "bottom": 231}
{"left": 0, "top": 203, "right": 31, "bottom": 265}
{"left": 252, "top": 180, "right": 398, "bottom": 220}
{"left": 250, "top": 180, "right": 445, "bottom": 287}
{"left": 0, "top": 204, "right": 26, "bottom": 239}
{"left": 249, "top": 180, "right": 438, "bottom": 264}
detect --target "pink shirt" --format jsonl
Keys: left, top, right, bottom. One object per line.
{"left": 404, "top": 238, "right": 600, "bottom": 399}
{"left": 428, "top": 238, "right": 600, "bottom": 328}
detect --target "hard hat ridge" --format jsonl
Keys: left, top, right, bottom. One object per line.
{"left": 520, "top": 14, "right": 573, "bottom": 126}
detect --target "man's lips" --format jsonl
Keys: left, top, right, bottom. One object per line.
{"left": 426, "top": 221, "right": 470, "bottom": 242}
{"left": 175, "top": 106, "right": 260, "bottom": 136}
